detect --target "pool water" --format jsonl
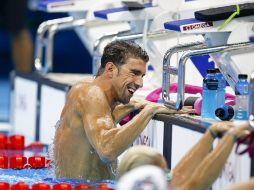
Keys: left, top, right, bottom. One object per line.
{"left": 0, "top": 146, "right": 115, "bottom": 189}
{"left": 0, "top": 168, "right": 115, "bottom": 188}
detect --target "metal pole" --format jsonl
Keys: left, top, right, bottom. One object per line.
{"left": 162, "top": 42, "right": 205, "bottom": 109}
{"left": 176, "top": 41, "right": 254, "bottom": 110}
{"left": 34, "top": 17, "right": 74, "bottom": 72}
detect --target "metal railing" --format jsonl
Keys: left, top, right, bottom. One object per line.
{"left": 175, "top": 41, "right": 254, "bottom": 110}
{"left": 34, "top": 17, "right": 88, "bottom": 74}
{"left": 162, "top": 41, "right": 206, "bottom": 109}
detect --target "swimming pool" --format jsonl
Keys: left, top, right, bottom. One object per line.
{"left": 0, "top": 133, "right": 115, "bottom": 189}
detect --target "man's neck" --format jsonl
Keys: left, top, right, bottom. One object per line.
{"left": 94, "top": 76, "right": 117, "bottom": 110}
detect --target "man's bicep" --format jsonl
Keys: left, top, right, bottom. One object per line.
{"left": 80, "top": 90, "right": 115, "bottom": 148}
{"left": 82, "top": 112, "right": 116, "bottom": 154}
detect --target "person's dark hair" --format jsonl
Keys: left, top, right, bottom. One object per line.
{"left": 96, "top": 41, "right": 149, "bottom": 76}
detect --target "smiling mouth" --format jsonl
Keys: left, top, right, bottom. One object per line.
{"left": 127, "top": 87, "right": 136, "bottom": 95}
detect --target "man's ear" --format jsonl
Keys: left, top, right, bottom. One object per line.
{"left": 105, "top": 62, "right": 117, "bottom": 77}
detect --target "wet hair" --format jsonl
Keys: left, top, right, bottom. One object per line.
{"left": 116, "top": 145, "right": 166, "bottom": 180}
{"left": 96, "top": 41, "right": 149, "bottom": 76}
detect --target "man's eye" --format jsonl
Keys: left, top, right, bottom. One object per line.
{"left": 132, "top": 71, "right": 140, "bottom": 76}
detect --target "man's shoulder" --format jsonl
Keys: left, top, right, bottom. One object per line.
{"left": 70, "top": 82, "right": 105, "bottom": 99}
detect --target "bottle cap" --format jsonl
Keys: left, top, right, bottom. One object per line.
{"left": 0, "top": 133, "right": 7, "bottom": 149}
{"left": 206, "top": 69, "right": 216, "bottom": 74}
{"left": 11, "top": 182, "right": 29, "bottom": 190}
{"left": 215, "top": 105, "right": 234, "bottom": 121}
{"left": 0, "top": 155, "right": 8, "bottom": 168}
{"left": 238, "top": 74, "right": 248, "bottom": 79}
{"left": 9, "top": 135, "right": 25, "bottom": 150}
{"left": 75, "top": 183, "right": 91, "bottom": 190}
{"left": 32, "top": 183, "right": 51, "bottom": 190}
{"left": 53, "top": 183, "right": 72, "bottom": 190}
{"left": 28, "top": 156, "right": 46, "bottom": 168}
{"left": 0, "top": 182, "right": 10, "bottom": 190}
{"left": 10, "top": 156, "right": 27, "bottom": 169}
{"left": 214, "top": 68, "right": 221, "bottom": 73}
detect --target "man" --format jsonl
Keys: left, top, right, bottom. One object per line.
{"left": 54, "top": 41, "right": 188, "bottom": 180}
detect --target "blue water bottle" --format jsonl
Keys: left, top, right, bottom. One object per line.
{"left": 201, "top": 69, "right": 218, "bottom": 119}
{"left": 215, "top": 68, "right": 226, "bottom": 108}
{"left": 234, "top": 74, "right": 249, "bottom": 120}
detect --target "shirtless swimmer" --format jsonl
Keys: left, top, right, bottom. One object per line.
{"left": 53, "top": 41, "right": 191, "bottom": 180}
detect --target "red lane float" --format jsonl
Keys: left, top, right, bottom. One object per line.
{"left": 28, "top": 156, "right": 46, "bottom": 168}
{"left": 10, "top": 156, "right": 27, "bottom": 169}
{"left": 9, "top": 135, "right": 25, "bottom": 150}
{"left": 32, "top": 182, "right": 51, "bottom": 190}
{"left": 53, "top": 183, "right": 72, "bottom": 190}
{"left": 11, "top": 182, "right": 29, "bottom": 190}
{"left": 0, "top": 155, "right": 8, "bottom": 168}
{"left": 0, "top": 134, "right": 7, "bottom": 149}
{"left": 0, "top": 182, "right": 10, "bottom": 190}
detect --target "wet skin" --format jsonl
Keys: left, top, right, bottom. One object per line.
{"left": 54, "top": 58, "right": 187, "bottom": 180}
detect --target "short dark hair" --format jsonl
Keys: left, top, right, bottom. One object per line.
{"left": 96, "top": 41, "right": 149, "bottom": 76}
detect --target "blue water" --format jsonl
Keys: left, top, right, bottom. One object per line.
{"left": 0, "top": 168, "right": 115, "bottom": 188}
{"left": 0, "top": 149, "right": 115, "bottom": 188}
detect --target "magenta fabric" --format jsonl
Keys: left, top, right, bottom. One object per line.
{"left": 146, "top": 83, "right": 235, "bottom": 103}
{"left": 236, "top": 130, "right": 254, "bottom": 159}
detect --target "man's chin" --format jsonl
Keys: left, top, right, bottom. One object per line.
{"left": 120, "top": 97, "right": 131, "bottom": 104}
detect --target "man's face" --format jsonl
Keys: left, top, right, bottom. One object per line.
{"left": 113, "top": 58, "right": 146, "bottom": 104}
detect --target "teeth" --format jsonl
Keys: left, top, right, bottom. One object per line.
{"left": 128, "top": 88, "right": 135, "bottom": 93}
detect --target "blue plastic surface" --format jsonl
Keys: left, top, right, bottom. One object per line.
{"left": 38, "top": 0, "right": 71, "bottom": 10}
{"left": 164, "top": 18, "right": 201, "bottom": 32}
{"left": 94, "top": 3, "right": 153, "bottom": 19}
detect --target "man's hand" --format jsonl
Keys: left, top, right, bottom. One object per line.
{"left": 209, "top": 122, "right": 235, "bottom": 135}
{"left": 177, "top": 106, "right": 196, "bottom": 114}
{"left": 143, "top": 102, "right": 195, "bottom": 116}
{"left": 227, "top": 122, "right": 251, "bottom": 140}
{"left": 129, "top": 98, "right": 150, "bottom": 110}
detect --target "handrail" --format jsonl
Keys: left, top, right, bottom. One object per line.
{"left": 34, "top": 16, "right": 74, "bottom": 73}
{"left": 162, "top": 41, "right": 205, "bottom": 109}
{"left": 34, "top": 17, "right": 89, "bottom": 74}
{"left": 176, "top": 41, "right": 254, "bottom": 110}
{"left": 45, "top": 19, "right": 87, "bottom": 73}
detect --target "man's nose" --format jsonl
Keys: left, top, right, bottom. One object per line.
{"left": 135, "top": 76, "right": 143, "bottom": 88}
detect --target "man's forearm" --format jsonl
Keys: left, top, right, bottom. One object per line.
{"left": 100, "top": 108, "right": 153, "bottom": 160}
{"left": 112, "top": 104, "right": 136, "bottom": 123}
{"left": 179, "top": 133, "right": 235, "bottom": 190}
{"left": 225, "top": 177, "right": 254, "bottom": 190}
{"left": 172, "top": 130, "right": 214, "bottom": 187}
